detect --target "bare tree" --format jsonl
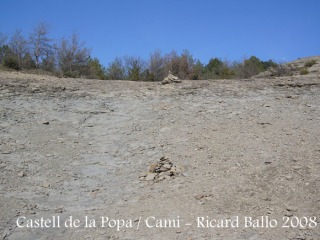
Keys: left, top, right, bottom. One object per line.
{"left": 162, "top": 50, "right": 196, "bottom": 79}
{"left": 0, "top": 33, "right": 9, "bottom": 63}
{"left": 178, "top": 50, "right": 194, "bottom": 79}
{"left": 29, "top": 22, "right": 54, "bottom": 68}
{"left": 57, "top": 33, "right": 91, "bottom": 77}
{"left": 148, "top": 50, "right": 165, "bottom": 81}
{"left": 41, "top": 52, "right": 56, "bottom": 72}
{"left": 106, "top": 57, "right": 126, "bottom": 80}
{"left": 9, "top": 30, "right": 28, "bottom": 67}
{"left": 164, "top": 50, "right": 180, "bottom": 76}
{"left": 0, "top": 32, "right": 7, "bottom": 46}
{"left": 124, "top": 56, "right": 145, "bottom": 81}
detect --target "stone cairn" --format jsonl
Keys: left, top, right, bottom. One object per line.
{"left": 161, "top": 72, "right": 181, "bottom": 84}
{"left": 140, "top": 156, "right": 182, "bottom": 182}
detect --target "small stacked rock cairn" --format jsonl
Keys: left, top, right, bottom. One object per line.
{"left": 161, "top": 72, "right": 181, "bottom": 84}
{"left": 140, "top": 156, "right": 182, "bottom": 182}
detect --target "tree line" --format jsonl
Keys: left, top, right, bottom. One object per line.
{"left": 0, "top": 23, "right": 278, "bottom": 80}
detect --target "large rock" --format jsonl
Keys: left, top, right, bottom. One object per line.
{"left": 140, "top": 156, "right": 183, "bottom": 182}
{"left": 161, "top": 73, "right": 181, "bottom": 84}
{"left": 145, "top": 173, "right": 156, "bottom": 181}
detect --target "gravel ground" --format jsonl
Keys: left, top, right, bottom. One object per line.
{"left": 0, "top": 68, "right": 319, "bottom": 240}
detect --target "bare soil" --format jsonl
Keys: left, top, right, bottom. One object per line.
{"left": 0, "top": 69, "right": 319, "bottom": 240}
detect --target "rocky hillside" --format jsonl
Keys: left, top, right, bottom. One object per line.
{"left": 0, "top": 59, "right": 319, "bottom": 239}
{"left": 255, "top": 56, "right": 320, "bottom": 78}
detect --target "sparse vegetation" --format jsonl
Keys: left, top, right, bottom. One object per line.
{"left": 29, "top": 22, "right": 54, "bottom": 68}
{"left": 124, "top": 56, "right": 146, "bottom": 81}
{"left": 300, "top": 68, "right": 309, "bottom": 75}
{"left": 304, "top": 59, "right": 317, "bottom": 68}
{"left": 1, "top": 23, "right": 315, "bottom": 80}
{"left": 57, "top": 33, "right": 91, "bottom": 78}
{"left": 269, "top": 64, "right": 295, "bottom": 77}
{"left": 3, "top": 55, "right": 20, "bottom": 70}
{"left": 106, "top": 57, "right": 126, "bottom": 80}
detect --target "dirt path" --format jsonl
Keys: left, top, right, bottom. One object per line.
{"left": 0, "top": 71, "right": 319, "bottom": 239}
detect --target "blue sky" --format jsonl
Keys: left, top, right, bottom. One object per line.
{"left": 1, "top": 0, "right": 319, "bottom": 66}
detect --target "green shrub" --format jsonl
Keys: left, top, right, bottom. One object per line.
{"left": 219, "top": 68, "right": 235, "bottom": 79}
{"left": 63, "top": 71, "right": 78, "bottom": 78}
{"left": 304, "top": 59, "right": 317, "bottom": 68}
{"left": 3, "top": 56, "right": 20, "bottom": 70}
{"left": 269, "top": 64, "right": 294, "bottom": 77}
{"left": 22, "top": 53, "right": 36, "bottom": 70}
{"left": 300, "top": 68, "right": 309, "bottom": 75}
